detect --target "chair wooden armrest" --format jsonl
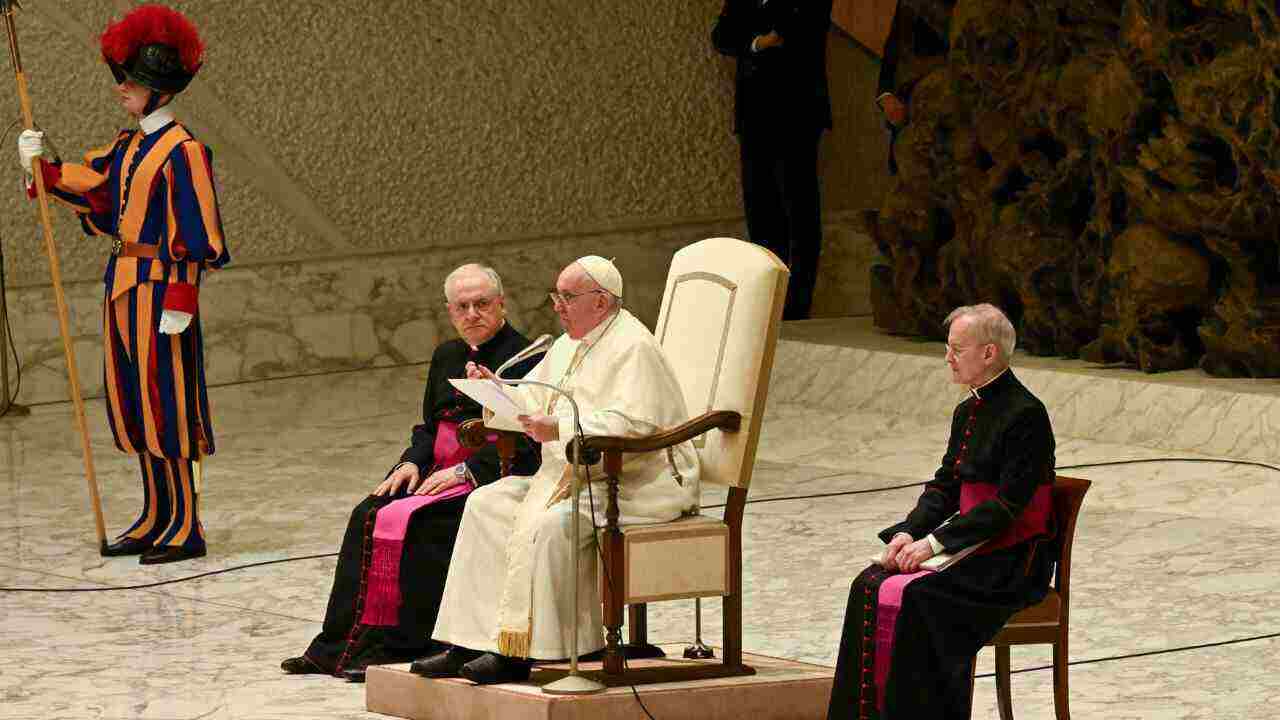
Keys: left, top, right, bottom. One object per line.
{"left": 571, "top": 410, "right": 742, "bottom": 455}
{"left": 456, "top": 418, "right": 523, "bottom": 476}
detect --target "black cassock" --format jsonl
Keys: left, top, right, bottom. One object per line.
{"left": 828, "top": 370, "right": 1057, "bottom": 720}
{"left": 303, "top": 322, "right": 540, "bottom": 674}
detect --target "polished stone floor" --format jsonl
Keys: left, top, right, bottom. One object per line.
{"left": 2, "top": 322, "right": 1278, "bottom": 719}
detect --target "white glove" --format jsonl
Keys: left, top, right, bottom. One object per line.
{"left": 17, "top": 129, "right": 44, "bottom": 176}
{"left": 159, "top": 310, "right": 193, "bottom": 335}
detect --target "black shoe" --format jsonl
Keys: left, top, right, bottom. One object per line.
{"left": 342, "top": 667, "right": 367, "bottom": 683}
{"left": 139, "top": 545, "right": 207, "bottom": 565}
{"left": 102, "top": 537, "right": 152, "bottom": 557}
{"left": 281, "top": 656, "right": 327, "bottom": 675}
{"left": 409, "top": 647, "right": 482, "bottom": 678}
{"left": 459, "top": 653, "right": 533, "bottom": 685}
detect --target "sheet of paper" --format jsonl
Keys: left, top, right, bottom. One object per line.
{"left": 449, "top": 378, "right": 528, "bottom": 430}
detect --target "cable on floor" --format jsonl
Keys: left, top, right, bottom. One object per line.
{"left": 973, "top": 630, "right": 1280, "bottom": 678}
{"left": 0, "top": 552, "right": 336, "bottom": 592}
{"left": 700, "top": 457, "right": 1280, "bottom": 510}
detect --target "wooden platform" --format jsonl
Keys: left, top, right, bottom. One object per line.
{"left": 366, "top": 646, "right": 833, "bottom": 720}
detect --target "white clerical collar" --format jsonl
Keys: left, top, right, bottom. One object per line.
{"left": 139, "top": 107, "right": 176, "bottom": 135}
{"left": 968, "top": 366, "right": 1009, "bottom": 400}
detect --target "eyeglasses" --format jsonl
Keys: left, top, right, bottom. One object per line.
{"left": 548, "top": 289, "right": 607, "bottom": 307}
{"left": 945, "top": 342, "right": 992, "bottom": 357}
{"left": 447, "top": 296, "right": 498, "bottom": 315}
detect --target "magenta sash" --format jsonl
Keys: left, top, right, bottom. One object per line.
{"left": 359, "top": 421, "right": 476, "bottom": 627}
{"left": 873, "top": 570, "right": 933, "bottom": 711}
{"left": 960, "top": 481, "right": 1053, "bottom": 554}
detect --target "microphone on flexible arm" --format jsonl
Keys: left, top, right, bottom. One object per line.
{"left": 494, "top": 334, "right": 553, "bottom": 377}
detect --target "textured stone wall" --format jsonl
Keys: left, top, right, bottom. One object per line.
{"left": 0, "top": 1, "right": 886, "bottom": 404}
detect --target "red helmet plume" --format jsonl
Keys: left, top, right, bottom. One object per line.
{"left": 100, "top": 4, "right": 204, "bottom": 95}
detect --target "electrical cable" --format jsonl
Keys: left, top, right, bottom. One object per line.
{"left": 973, "top": 630, "right": 1280, "bottom": 678}
{"left": 701, "top": 457, "right": 1280, "bottom": 510}
{"left": 0, "top": 552, "right": 336, "bottom": 592}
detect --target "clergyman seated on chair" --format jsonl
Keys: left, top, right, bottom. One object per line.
{"left": 280, "top": 264, "right": 541, "bottom": 680}
{"left": 827, "top": 303, "right": 1057, "bottom": 719}
{"left": 409, "top": 255, "right": 700, "bottom": 685}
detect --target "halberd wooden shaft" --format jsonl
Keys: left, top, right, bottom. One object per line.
{"left": 5, "top": 6, "right": 107, "bottom": 550}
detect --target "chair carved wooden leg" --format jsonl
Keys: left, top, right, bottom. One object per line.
{"left": 723, "top": 487, "right": 747, "bottom": 667}
{"left": 628, "top": 604, "right": 648, "bottom": 645}
{"left": 1053, "top": 638, "right": 1071, "bottom": 720}
{"left": 602, "top": 450, "right": 625, "bottom": 675}
{"left": 995, "top": 644, "right": 1015, "bottom": 720}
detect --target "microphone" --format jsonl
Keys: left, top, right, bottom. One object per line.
{"left": 495, "top": 334, "right": 552, "bottom": 377}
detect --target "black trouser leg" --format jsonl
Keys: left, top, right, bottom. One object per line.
{"left": 779, "top": 131, "right": 822, "bottom": 320}
{"left": 739, "top": 129, "right": 824, "bottom": 320}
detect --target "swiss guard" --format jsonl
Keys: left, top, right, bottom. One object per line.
{"left": 16, "top": 4, "right": 229, "bottom": 564}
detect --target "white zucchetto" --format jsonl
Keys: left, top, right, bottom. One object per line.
{"left": 575, "top": 255, "right": 623, "bottom": 298}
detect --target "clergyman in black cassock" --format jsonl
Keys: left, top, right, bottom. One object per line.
{"left": 828, "top": 305, "right": 1057, "bottom": 720}
{"left": 282, "top": 266, "right": 540, "bottom": 678}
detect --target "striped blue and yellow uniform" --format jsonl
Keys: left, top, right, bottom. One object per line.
{"left": 43, "top": 120, "right": 229, "bottom": 551}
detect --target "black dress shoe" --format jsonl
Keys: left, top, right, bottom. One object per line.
{"left": 281, "top": 656, "right": 327, "bottom": 675}
{"left": 459, "top": 653, "right": 533, "bottom": 685}
{"left": 102, "top": 537, "right": 152, "bottom": 557}
{"left": 139, "top": 545, "right": 207, "bottom": 565}
{"left": 409, "top": 647, "right": 482, "bottom": 678}
{"left": 342, "top": 667, "right": 367, "bottom": 683}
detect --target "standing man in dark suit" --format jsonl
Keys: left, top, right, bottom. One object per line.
{"left": 876, "top": 1, "right": 950, "bottom": 175}
{"left": 713, "top": 0, "right": 832, "bottom": 321}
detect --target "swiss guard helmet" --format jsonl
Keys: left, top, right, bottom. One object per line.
{"left": 100, "top": 4, "right": 204, "bottom": 97}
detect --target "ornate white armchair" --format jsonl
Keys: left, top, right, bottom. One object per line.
{"left": 581, "top": 237, "right": 789, "bottom": 683}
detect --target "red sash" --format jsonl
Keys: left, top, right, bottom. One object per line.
{"left": 960, "top": 481, "right": 1053, "bottom": 554}
{"left": 359, "top": 420, "right": 480, "bottom": 627}
{"left": 874, "top": 570, "right": 933, "bottom": 710}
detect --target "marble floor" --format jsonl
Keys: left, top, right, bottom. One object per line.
{"left": 3, "top": 323, "right": 1279, "bottom": 719}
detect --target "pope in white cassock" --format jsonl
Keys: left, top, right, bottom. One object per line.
{"left": 410, "top": 256, "right": 700, "bottom": 684}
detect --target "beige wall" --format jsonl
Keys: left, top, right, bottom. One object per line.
{"left": 0, "top": 1, "right": 886, "bottom": 404}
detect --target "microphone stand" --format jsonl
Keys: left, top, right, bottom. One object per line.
{"left": 486, "top": 374, "right": 606, "bottom": 695}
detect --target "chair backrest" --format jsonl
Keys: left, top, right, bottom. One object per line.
{"left": 1050, "top": 475, "right": 1091, "bottom": 608}
{"left": 653, "top": 238, "right": 789, "bottom": 489}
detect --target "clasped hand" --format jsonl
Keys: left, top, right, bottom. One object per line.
{"left": 880, "top": 533, "right": 935, "bottom": 574}
{"left": 373, "top": 462, "right": 467, "bottom": 497}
